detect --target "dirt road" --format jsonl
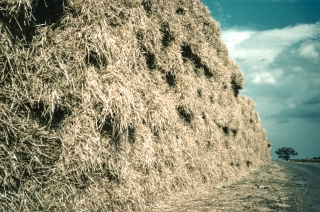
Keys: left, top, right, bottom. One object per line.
{"left": 149, "top": 161, "right": 320, "bottom": 211}
{"left": 275, "top": 160, "right": 320, "bottom": 212}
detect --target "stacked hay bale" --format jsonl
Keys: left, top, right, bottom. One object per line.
{"left": 0, "top": 0, "right": 271, "bottom": 211}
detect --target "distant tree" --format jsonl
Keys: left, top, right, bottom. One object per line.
{"left": 275, "top": 147, "right": 298, "bottom": 161}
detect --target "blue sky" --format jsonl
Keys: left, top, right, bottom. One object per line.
{"left": 201, "top": 0, "right": 320, "bottom": 159}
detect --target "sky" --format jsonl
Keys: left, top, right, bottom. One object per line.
{"left": 201, "top": 0, "right": 320, "bottom": 159}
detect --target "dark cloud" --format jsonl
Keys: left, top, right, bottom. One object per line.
{"left": 271, "top": 104, "right": 320, "bottom": 122}
{"left": 275, "top": 117, "right": 290, "bottom": 123}
{"left": 235, "top": 58, "right": 246, "bottom": 62}
{"left": 243, "top": 75, "right": 305, "bottom": 100}
{"left": 308, "top": 81, "right": 320, "bottom": 92}
{"left": 270, "top": 39, "right": 320, "bottom": 77}
{"left": 303, "top": 95, "right": 320, "bottom": 105}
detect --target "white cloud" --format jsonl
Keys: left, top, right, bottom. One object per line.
{"left": 253, "top": 72, "right": 276, "bottom": 84}
{"left": 221, "top": 30, "right": 256, "bottom": 50}
{"left": 289, "top": 102, "right": 296, "bottom": 108}
{"left": 222, "top": 23, "right": 320, "bottom": 64}
{"left": 221, "top": 23, "right": 320, "bottom": 86}
{"left": 299, "top": 42, "right": 320, "bottom": 60}
{"left": 292, "top": 66, "right": 303, "bottom": 72}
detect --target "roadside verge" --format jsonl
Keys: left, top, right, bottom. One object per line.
{"left": 149, "top": 162, "right": 302, "bottom": 211}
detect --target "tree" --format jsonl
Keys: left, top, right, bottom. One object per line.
{"left": 275, "top": 147, "right": 298, "bottom": 161}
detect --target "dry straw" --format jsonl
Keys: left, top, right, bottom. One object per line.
{"left": 0, "top": 0, "right": 271, "bottom": 211}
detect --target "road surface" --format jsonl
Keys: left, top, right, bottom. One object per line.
{"left": 275, "top": 160, "right": 320, "bottom": 212}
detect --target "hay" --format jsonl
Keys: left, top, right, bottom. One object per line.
{"left": 0, "top": 0, "right": 271, "bottom": 211}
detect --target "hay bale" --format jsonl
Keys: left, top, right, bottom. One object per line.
{"left": 0, "top": 0, "right": 271, "bottom": 211}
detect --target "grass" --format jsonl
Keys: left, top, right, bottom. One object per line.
{"left": 289, "top": 159, "right": 320, "bottom": 163}
{"left": 148, "top": 162, "right": 295, "bottom": 211}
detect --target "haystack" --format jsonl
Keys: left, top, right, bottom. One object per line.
{"left": 0, "top": 0, "right": 271, "bottom": 211}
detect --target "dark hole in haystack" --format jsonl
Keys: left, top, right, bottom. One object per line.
{"left": 128, "top": 124, "right": 136, "bottom": 143}
{"left": 206, "top": 140, "right": 214, "bottom": 149}
{"left": 25, "top": 101, "right": 69, "bottom": 129}
{"left": 195, "top": 139, "right": 199, "bottom": 146}
{"left": 222, "top": 126, "right": 229, "bottom": 135}
{"left": 176, "top": 8, "right": 186, "bottom": 15}
{"left": 209, "top": 95, "right": 214, "bottom": 104}
{"left": 0, "top": 0, "right": 66, "bottom": 42}
{"left": 177, "top": 106, "right": 193, "bottom": 124}
{"left": 201, "top": 112, "right": 206, "bottom": 120}
{"left": 246, "top": 160, "right": 251, "bottom": 167}
{"left": 33, "top": 0, "right": 66, "bottom": 25}
{"left": 223, "top": 84, "right": 228, "bottom": 89}
{"left": 1, "top": 0, "right": 68, "bottom": 42}
{"left": 142, "top": 0, "right": 153, "bottom": 14}
{"left": 215, "top": 122, "right": 229, "bottom": 136}
{"left": 181, "top": 44, "right": 213, "bottom": 78}
{"left": 77, "top": 172, "right": 91, "bottom": 189}
{"left": 136, "top": 32, "right": 156, "bottom": 70}
{"left": 118, "top": 11, "right": 126, "bottom": 20}
{"left": 165, "top": 72, "right": 176, "bottom": 87}
{"left": 202, "top": 174, "right": 207, "bottom": 183}
{"left": 85, "top": 50, "right": 108, "bottom": 69}
{"left": 152, "top": 127, "right": 160, "bottom": 138}
{"left": 100, "top": 116, "right": 122, "bottom": 146}
{"left": 230, "top": 75, "right": 242, "bottom": 97}
{"left": 136, "top": 31, "right": 144, "bottom": 41}
{"left": 181, "top": 45, "right": 200, "bottom": 67}
{"left": 145, "top": 50, "right": 156, "bottom": 70}
{"left": 140, "top": 45, "right": 156, "bottom": 70}
{"left": 0, "top": 2, "right": 35, "bottom": 42}
{"left": 100, "top": 116, "right": 114, "bottom": 136}
{"left": 160, "top": 23, "right": 174, "bottom": 47}
{"left": 107, "top": 169, "right": 120, "bottom": 183}
{"left": 51, "top": 106, "right": 69, "bottom": 128}
{"left": 268, "top": 143, "right": 271, "bottom": 148}
{"left": 203, "top": 65, "right": 213, "bottom": 78}
{"left": 232, "top": 129, "right": 237, "bottom": 136}
{"left": 249, "top": 118, "right": 253, "bottom": 124}
{"left": 197, "top": 89, "right": 202, "bottom": 98}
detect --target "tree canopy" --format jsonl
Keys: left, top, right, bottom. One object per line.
{"left": 275, "top": 147, "right": 298, "bottom": 161}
